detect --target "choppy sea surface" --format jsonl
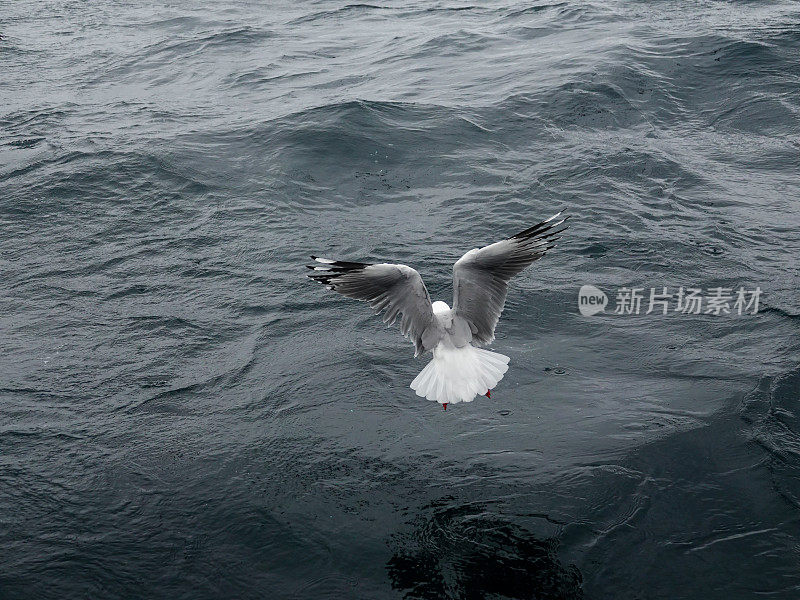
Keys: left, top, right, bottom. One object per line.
{"left": 2, "top": 1, "right": 800, "bottom": 598}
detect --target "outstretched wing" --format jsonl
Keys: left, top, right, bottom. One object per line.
{"left": 307, "top": 257, "right": 443, "bottom": 356}
{"left": 452, "top": 212, "right": 568, "bottom": 345}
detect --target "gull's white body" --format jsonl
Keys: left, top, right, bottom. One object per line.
{"left": 410, "top": 301, "right": 509, "bottom": 404}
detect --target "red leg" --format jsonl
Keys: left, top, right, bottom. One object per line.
{"left": 485, "top": 389, "right": 491, "bottom": 398}
{"left": 442, "top": 403, "right": 448, "bottom": 411}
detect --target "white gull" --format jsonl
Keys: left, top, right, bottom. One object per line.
{"left": 308, "top": 212, "right": 568, "bottom": 409}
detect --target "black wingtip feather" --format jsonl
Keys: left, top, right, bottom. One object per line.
{"left": 536, "top": 227, "right": 566, "bottom": 241}
{"left": 511, "top": 214, "right": 569, "bottom": 241}
{"left": 306, "top": 257, "right": 375, "bottom": 289}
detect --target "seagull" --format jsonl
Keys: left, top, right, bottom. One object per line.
{"left": 307, "top": 212, "right": 568, "bottom": 409}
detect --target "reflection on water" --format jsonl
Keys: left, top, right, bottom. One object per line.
{"left": 389, "top": 501, "right": 582, "bottom": 600}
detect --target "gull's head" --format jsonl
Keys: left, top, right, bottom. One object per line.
{"left": 431, "top": 301, "right": 451, "bottom": 315}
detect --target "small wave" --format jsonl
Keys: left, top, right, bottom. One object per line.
{"left": 497, "top": 2, "right": 568, "bottom": 21}
{"left": 285, "top": 4, "right": 390, "bottom": 26}
{"left": 500, "top": 80, "right": 645, "bottom": 130}
{"left": 225, "top": 66, "right": 327, "bottom": 91}
{"left": 88, "top": 26, "right": 274, "bottom": 85}
{"left": 406, "top": 29, "right": 500, "bottom": 59}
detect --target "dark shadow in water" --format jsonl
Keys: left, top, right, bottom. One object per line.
{"left": 387, "top": 500, "right": 583, "bottom": 600}
{"left": 742, "top": 366, "right": 800, "bottom": 508}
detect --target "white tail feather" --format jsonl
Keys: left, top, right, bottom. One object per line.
{"left": 410, "top": 344, "right": 510, "bottom": 404}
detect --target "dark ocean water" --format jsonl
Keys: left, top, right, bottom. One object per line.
{"left": 2, "top": 1, "right": 800, "bottom": 598}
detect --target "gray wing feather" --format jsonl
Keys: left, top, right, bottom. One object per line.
{"left": 307, "top": 257, "right": 442, "bottom": 356}
{"left": 452, "top": 212, "right": 568, "bottom": 345}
